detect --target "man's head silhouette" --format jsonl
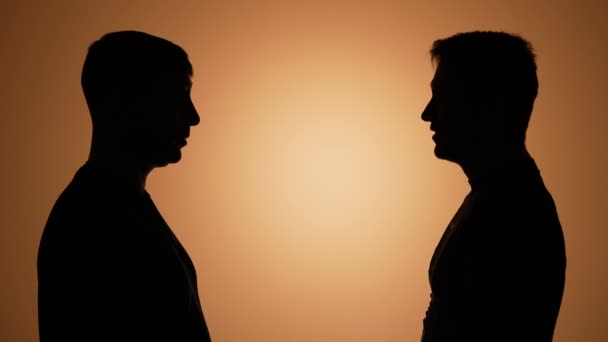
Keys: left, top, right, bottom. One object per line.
{"left": 421, "top": 31, "right": 538, "bottom": 170}
{"left": 82, "top": 31, "right": 199, "bottom": 173}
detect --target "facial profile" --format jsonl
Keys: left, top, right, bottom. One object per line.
{"left": 421, "top": 31, "right": 539, "bottom": 167}
{"left": 421, "top": 63, "right": 483, "bottom": 164}
{"left": 126, "top": 71, "right": 200, "bottom": 168}
{"left": 81, "top": 30, "right": 199, "bottom": 170}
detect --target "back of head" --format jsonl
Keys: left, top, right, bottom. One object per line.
{"left": 81, "top": 31, "right": 192, "bottom": 124}
{"left": 430, "top": 31, "right": 538, "bottom": 142}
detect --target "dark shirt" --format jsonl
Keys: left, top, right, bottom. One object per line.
{"left": 38, "top": 163, "right": 211, "bottom": 341}
{"left": 422, "top": 157, "right": 566, "bottom": 341}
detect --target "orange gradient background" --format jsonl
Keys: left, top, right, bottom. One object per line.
{"left": 1, "top": 1, "right": 606, "bottom": 341}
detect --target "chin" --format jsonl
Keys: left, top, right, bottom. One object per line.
{"left": 149, "top": 149, "right": 182, "bottom": 168}
{"left": 434, "top": 145, "right": 459, "bottom": 163}
{"left": 163, "top": 153, "right": 182, "bottom": 166}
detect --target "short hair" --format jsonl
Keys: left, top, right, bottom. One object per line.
{"left": 81, "top": 31, "right": 192, "bottom": 121}
{"left": 430, "top": 31, "right": 538, "bottom": 142}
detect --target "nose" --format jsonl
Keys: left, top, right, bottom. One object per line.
{"left": 421, "top": 98, "right": 434, "bottom": 122}
{"left": 187, "top": 98, "right": 200, "bottom": 126}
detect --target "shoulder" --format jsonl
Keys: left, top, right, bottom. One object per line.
{"left": 480, "top": 169, "right": 560, "bottom": 226}
{"left": 39, "top": 166, "right": 142, "bottom": 260}
{"left": 471, "top": 173, "right": 565, "bottom": 258}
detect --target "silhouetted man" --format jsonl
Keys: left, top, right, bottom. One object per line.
{"left": 420, "top": 31, "right": 566, "bottom": 341}
{"left": 38, "top": 31, "right": 211, "bottom": 341}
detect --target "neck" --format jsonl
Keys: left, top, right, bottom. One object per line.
{"left": 88, "top": 132, "right": 152, "bottom": 193}
{"left": 460, "top": 145, "right": 530, "bottom": 186}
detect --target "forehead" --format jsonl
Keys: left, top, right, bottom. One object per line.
{"left": 146, "top": 70, "right": 192, "bottom": 90}
{"left": 431, "top": 62, "right": 448, "bottom": 87}
{"left": 431, "top": 62, "right": 469, "bottom": 91}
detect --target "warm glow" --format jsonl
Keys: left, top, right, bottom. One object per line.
{"left": 2, "top": 1, "right": 607, "bottom": 342}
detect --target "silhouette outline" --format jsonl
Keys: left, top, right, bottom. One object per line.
{"left": 37, "top": 31, "right": 211, "bottom": 341}
{"left": 420, "top": 31, "right": 566, "bottom": 341}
